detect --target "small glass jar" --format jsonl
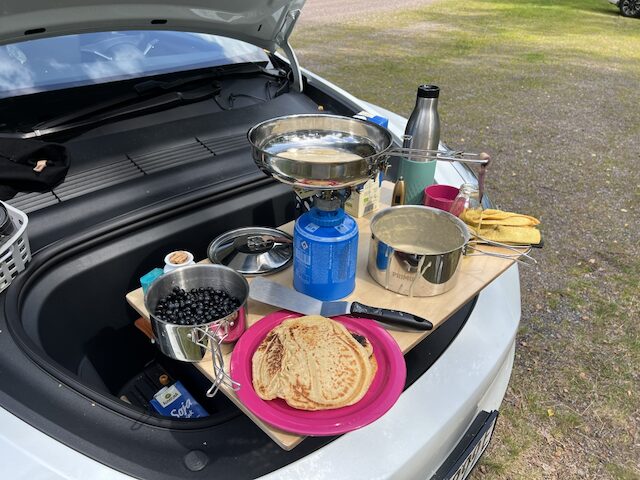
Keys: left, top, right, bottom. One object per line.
{"left": 450, "top": 183, "right": 483, "bottom": 230}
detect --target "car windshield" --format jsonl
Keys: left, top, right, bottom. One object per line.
{"left": 0, "top": 31, "right": 270, "bottom": 99}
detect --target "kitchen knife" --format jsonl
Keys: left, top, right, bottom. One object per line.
{"left": 249, "top": 278, "right": 433, "bottom": 331}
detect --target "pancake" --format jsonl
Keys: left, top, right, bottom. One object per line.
{"left": 278, "top": 147, "right": 362, "bottom": 163}
{"left": 251, "top": 316, "right": 377, "bottom": 411}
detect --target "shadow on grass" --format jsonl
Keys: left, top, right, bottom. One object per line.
{"left": 583, "top": 5, "right": 622, "bottom": 16}
{"left": 487, "top": 0, "right": 620, "bottom": 16}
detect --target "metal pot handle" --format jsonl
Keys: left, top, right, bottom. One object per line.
{"left": 191, "top": 323, "right": 241, "bottom": 397}
{"left": 205, "top": 342, "right": 241, "bottom": 398}
{"left": 389, "top": 146, "right": 491, "bottom": 166}
{"left": 386, "top": 145, "right": 491, "bottom": 200}
{"left": 465, "top": 238, "right": 537, "bottom": 266}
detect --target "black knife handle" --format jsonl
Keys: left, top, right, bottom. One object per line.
{"left": 350, "top": 302, "right": 433, "bottom": 331}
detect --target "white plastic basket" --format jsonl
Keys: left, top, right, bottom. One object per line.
{"left": 0, "top": 202, "right": 31, "bottom": 293}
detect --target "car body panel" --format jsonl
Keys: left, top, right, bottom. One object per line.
{"left": 0, "top": 407, "right": 132, "bottom": 480}
{"left": 0, "top": 0, "right": 306, "bottom": 50}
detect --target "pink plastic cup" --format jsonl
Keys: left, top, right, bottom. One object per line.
{"left": 423, "top": 184, "right": 460, "bottom": 212}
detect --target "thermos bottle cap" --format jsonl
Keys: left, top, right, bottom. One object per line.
{"left": 417, "top": 85, "right": 440, "bottom": 98}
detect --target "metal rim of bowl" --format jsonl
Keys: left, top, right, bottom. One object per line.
{"left": 247, "top": 113, "right": 395, "bottom": 154}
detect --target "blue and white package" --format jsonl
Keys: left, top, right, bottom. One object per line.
{"left": 150, "top": 381, "right": 208, "bottom": 419}
{"left": 353, "top": 111, "right": 389, "bottom": 128}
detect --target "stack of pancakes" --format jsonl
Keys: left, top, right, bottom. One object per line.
{"left": 252, "top": 316, "right": 377, "bottom": 411}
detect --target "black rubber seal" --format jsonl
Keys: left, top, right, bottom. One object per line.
{"left": 417, "top": 84, "right": 440, "bottom": 98}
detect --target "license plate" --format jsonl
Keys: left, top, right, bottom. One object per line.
{"left": 431, "top": 410, "right": 498, "bottom": 480}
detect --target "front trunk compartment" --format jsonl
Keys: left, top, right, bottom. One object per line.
{"left": 1, "top": 180, "right": 477, "bottom": 478}
{"left": 1, "top": 71, "right": 478, "bottom": 479}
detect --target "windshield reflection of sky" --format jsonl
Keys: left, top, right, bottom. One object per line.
{"left": 0, "top": 32, "right": 268, "bottom": 98}
{"left": 82, "top": 46, "right": 146, "bottom": 80}
{"left": 0, "top": 49, "right": 35, "bottom": 94}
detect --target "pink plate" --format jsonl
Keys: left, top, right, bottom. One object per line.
{"left": 230, "top": 310, "right": 406, "bottom": 436}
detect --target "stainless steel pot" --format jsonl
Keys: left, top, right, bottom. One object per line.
{"left": 367, "top": 206, "right": 471, "bottom": 297}
{"left": 144, "top": 264, "right": 248, "bottom": 396}
{"left": 367, "top": 206, "right": 535, "bottom": 297}
{"left": 144, "top": 264, "right": 249, "bottom": 361}
{"left": 247, "top": 114, "right": 490, "bottom": 191}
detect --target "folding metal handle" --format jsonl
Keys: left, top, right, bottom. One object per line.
{"left": 465, "top": 240, "right": 537, "bottom": 266}
{"left": 390, "top": 146, "right": 491, "bottom": 166}
{"left": 206, "top": 345, "right": 240, "bottom": 398}
{"left": 190, "top": 323, "right": 241, "bottom": 397}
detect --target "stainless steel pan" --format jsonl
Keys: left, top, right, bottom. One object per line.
{"left": 248, "top": 114, "right": 391, "bottom": 189}
{"left": 367, "top": 206, "right": 468, "bottom": 297}
{"left": 247, "top": 114, "right": 490, "bottom": 191}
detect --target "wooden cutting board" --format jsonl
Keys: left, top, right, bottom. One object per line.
{"left": 126, "top": 201, "right": 522, "bottom": 450}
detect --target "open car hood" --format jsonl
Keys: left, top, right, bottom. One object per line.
{"left": 0, "top": 0, "right": 305, "bottom": 52}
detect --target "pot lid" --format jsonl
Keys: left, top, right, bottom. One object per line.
{"left": 207, "top": 227, "right": 293, "bottom": 276}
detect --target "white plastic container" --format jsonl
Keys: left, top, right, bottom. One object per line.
{"left": 0, "top": 202, "right": 31, "bottom": 293}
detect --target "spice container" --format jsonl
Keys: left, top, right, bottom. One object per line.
{"left": 163, "top": 250, "right": 195, "bottom": 273}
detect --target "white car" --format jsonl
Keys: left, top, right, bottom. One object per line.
{"left": 0, "top": 1, "right": 521, "bottom": 479}
{"left": 609, "top": 0, "right": 640, "bottom": 17}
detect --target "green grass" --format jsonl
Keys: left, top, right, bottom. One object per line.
{"left": 607, "top": 463, "right": 640, "bottom": 480}
{"left": 293, "top": 0, "right": 640, "bottom": 478}
{"left": 294, "top": 0, "right": 640, "bottom": 120}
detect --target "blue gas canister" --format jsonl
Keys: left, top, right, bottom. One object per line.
{"left": 293, "top": 206, "right": 358, "bottom": 301}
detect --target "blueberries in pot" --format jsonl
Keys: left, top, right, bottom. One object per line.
{"left": 154, "top": 287, "right": 241, "bottom": 325}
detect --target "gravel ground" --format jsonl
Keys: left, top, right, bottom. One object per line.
{"left": 298, "top": 0, "right": 438, "bottom": 25}
{"left": 292, "top": 0, "right": 640, "bottom": 478}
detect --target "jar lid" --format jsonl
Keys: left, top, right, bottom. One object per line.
{"left": 207, "top": 227, "right": 293, "bottom": 276}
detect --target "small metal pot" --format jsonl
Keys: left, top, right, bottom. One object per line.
{"left": 367, "top": 206, "right": 470, "bottom": 297}
{"left": 144, "top": 264, "right": 249, "bottom": 362}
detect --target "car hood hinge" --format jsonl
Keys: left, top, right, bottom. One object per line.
{"left": 275, "top": 9, "right": 303, "bottom": 93}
